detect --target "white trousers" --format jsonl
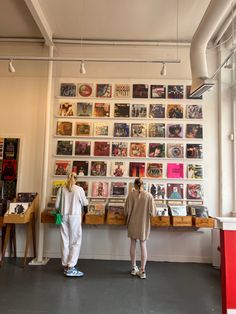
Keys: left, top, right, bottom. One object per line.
{"left": 60, "top": 215, "right": 82, "bottom": 268}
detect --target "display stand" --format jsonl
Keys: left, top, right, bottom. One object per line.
{"left": 0, "top": 195, "right": 39, "bottom": 267}
{"left": 216, "top": 217, "right": 236, "bottom": 314}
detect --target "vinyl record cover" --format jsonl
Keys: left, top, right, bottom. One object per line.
{"left": 130, "top": 142, "right": 146, "bottom": 157}
{"left": 55, "top": 160, "right": 71, "bottom": 175}
{"left": 114, "top": 103, "right": 130, "bottom": 117}
{"left": 167, "top": 183, "right": 184, "bottom": 199}
{"left": 56, "top": 121, "right": 73, "bottom": 136}
{"left": 167, "top": 163, "right": 184, "bottom": 178}
{"left": 149, "top": 183, "right": 166, "bottom": 200}
{"left": 148, "top": 123, "right": 165, "bottom": 138}
{"left": 76, "top": 102, "right": 93, "bottom": 116}
{"left": 186, "top": 184, "right": 203, "bottom": 199}
{"left": 154, "top": 204, "right": 169, "bottom": 216}
{"left": 150, "top": 85, "right": 166, "bottom": 99}
{"left": 60, "top": 83, "right": 76, "bottom": 97}
{"left": 111, "top": 142, "right": 128, "bottom": 157}
{"left": 56, "top": 140, "right": 73, "bottom": 155}
{"left": 129, "top": 162, "right": 145, "bottom": 177}
{"left": 148, "top": 143, "right": 165, "bottom": 158}
{"left": 88, "top": 202, "right": 106, "bottom": 215}
{"left": 186, "top": 124, "right": 203, "bottom": 138}
{"left": 167, "top": 85, "right": 184, "bottom": 99}
{"left": 72, "top": 160, "right": 89, "bottom": 176}
{"left": 187, "top": 164, "right": 203, "bottom": 179}
{"left": 108, "top": 202, "right": 125, "bottom": 217}
{"left": 58, "top": 102, "right": 74, "bottom": 116}
{"left": 96, "top": 84, "right": 112, "bottom": 98}
{"left": 2, "top": 159, "right": 17, "bottom": 180}
{"left": 3, "top": 138, "right": 19, "bottom": 159}
{"left": 131, "top": 104, "right": 147, "bottom": 118}
{"left": 111, "top": 161, "right": 127, "bottom": 177}
{"left": 146, "top": 163, "right": 163, "bottom": 178}
{"left": 169, "top": 205, "right": 187, "bottom": 216}
{"left": 91, "top": 181, "right": 109, "bottom": 197}
{"left": 77, "top": 83, "right": 93, "bottom": 97}
{"left": 131, "top": 123, "right": 147, "bottom": 137}
{"left": 94, "top": 122, "right": 109, "bottom": 136}
{"left": 110, "top": 182, "right": 127, "bottom": 197}
{"left": 186, "top": 144, "right": 203, "bottom": 159}
{"left": 75, "top": 141, "right": 91, "bottom": 156}
{"left": 149, "top": 104, "right": 165, "bottom": 118}
{"left": 114, "top": 84, "right": 131, "bottom": 98}
{"left": 90, "top": 161, "right": 107, "bottom": 176}
{"left": 113, "top": 123, "right": 130, "bottom": 137}
{"left": 186, "top": 104, "right": 203, "bottom": 119}
{"left": 75, "top": 122, "right": 91, "bottom": 136}
{"left": 167, "top": 124, "right": 183, "bottom": 138}
{"left": 167, "top": 143, "right": 184, "bottom": 158}
{"left": 132, "top": 84, "right": 149, "bottom": 98}
{"left": 167, "top": 104, "right": 184, "bottom": 118}
{"left": 94, "top": 103, "right": 110, "bottom": 117}
{"left": 94, "top": 141, "right": 110, "bottom": 156}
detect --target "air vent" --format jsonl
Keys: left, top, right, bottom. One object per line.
{"left": 189, "top": 80, "right": 214, "bottom": 98}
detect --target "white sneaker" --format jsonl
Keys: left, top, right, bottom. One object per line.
{"left": 138, "top": 269, "right": 146, "bottom": 279}
{"left": 130, "top": 266, "right": 139, "bottom": 276}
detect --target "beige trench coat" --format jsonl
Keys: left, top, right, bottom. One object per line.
{"left": 124, "top": 189, "right": 155, "bottom": 241}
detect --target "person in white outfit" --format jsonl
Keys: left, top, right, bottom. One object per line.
{"left": 55, "top": 172, "right": 88, "bottom": 277}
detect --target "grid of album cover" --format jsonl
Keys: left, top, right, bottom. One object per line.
{"left": 51, "top": 82, "right": 204, "bottom": 202}
{"left": 51, "top": 179, "right": 203, "bottom": 201}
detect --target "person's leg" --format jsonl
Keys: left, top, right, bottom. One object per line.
{"left": 60, "top": 216, "right": 70, "bottom": 267}
{"left": 130, "top": 237, "right": 137, "bottom": 267}
{"left": 67, "top": 215, "right": 82, "bottom": 268}
{"left": 140, "top": 240, "right": 147, "bottom": 273}
{"left": 130, "top": 238, "right": 139, "bottom": 275}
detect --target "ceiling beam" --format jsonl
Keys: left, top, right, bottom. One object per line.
{"left": 23, "top": 0, "right": 53, "bottom": 46}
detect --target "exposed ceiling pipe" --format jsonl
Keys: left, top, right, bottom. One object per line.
{"left": 190, "top": 0, "right": 233, "bottom": 97}
{"left": 213, "top": 6, "right": 236, "bottom": 46}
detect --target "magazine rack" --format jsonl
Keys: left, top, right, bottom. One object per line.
{"left": 0, "top": 194, "right": 39, "bottom": 267}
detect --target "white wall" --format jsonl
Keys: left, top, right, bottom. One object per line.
{"left": 0, "top": 42, "right": 221, "bottom": 263}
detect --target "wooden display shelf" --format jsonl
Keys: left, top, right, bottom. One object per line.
{"left": 106, "top": 214, "right": 126, "bottom": 225}
{"left": 3, "top": 194, "right": 39, "bottom": 224}
{"left": 192, "top": 217, "right": 215, "bottom": 228}
{"left": 151, "top": 216, "right": 170, "bottom": 227}
{"left": 85, "top": 213, "right": 105, "bottom": 225}
{"left": 171, "top": 216, "right": 193, "bottom": 227}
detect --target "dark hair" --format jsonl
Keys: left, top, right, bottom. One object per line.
{"left": 134, "top": 177, "right": 143, "bottom": 194}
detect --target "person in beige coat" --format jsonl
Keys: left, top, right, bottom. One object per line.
{"left": 124, "top": 178, "right": 155, "bottom": 279}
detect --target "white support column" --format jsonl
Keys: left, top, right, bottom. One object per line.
{"left": 29, "top": 46, "right": 54, "bottom": 265}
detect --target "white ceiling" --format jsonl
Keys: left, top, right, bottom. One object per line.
{"left": 0, "top": 0, "right": 211, "bottom": 43}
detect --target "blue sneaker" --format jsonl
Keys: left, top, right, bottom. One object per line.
{"left": 63, "top": 267, "right": 69, "bottom": 275}
{"left": 66, "top": 267, "right": 84, "bottom": 277}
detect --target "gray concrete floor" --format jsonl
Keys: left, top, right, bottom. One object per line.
{"left": 0, "top": 258, "right": 221, "bottom": 314}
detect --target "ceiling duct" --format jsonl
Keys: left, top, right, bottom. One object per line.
{"left": 190, "top": 0, "right": 233, "bottom": 98}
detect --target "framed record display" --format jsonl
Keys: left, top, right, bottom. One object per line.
{"left": 53, "top": 79, "right": 204, "bottom": 208}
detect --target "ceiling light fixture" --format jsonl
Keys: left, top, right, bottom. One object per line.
{"left": 80, "top": 60, "right": 86, "bottom": 74}
{"left": 8, "top": 59, "right": 15, "bottom": 73}
{"left": 160, "top": 62, "right": 166, "bottom": 76}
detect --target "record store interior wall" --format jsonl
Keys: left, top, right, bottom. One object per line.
{"left": 0, "top": 41, "right": 229, "bottom": 263}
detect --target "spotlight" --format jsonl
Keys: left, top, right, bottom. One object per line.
{"left": 160, "top": 62, "right": 166, "bottom": 76}
{"left": 80, "top": 61, "right": 86, "bottom": 74}
{"left": 8, "top": 60, "right": 15, "bottom": 73}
